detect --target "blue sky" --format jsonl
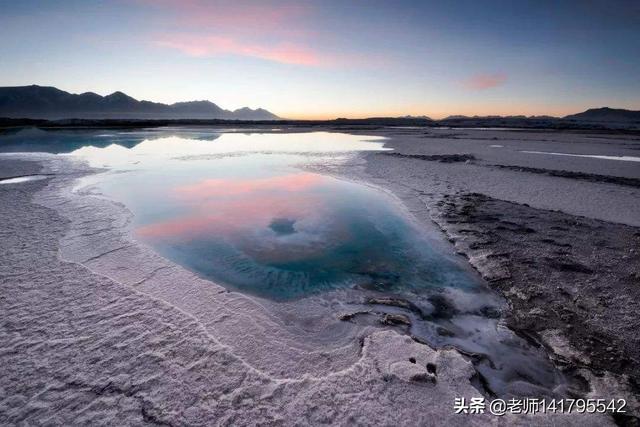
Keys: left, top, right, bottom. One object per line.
{"left": 1, "top": 0, "right": 638, "bottom": 118}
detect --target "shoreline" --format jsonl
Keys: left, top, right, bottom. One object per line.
{"left": 2, "top": 116, "right": 640, "bottom": 132}
{"left": 326, "top": 127, "right": 640, "bottom": 422}
{"left": 4, "top": 155, "right": 533, "bottom": 425}
{"left": 1, "top": 126, "right": 637, "bottom": 424}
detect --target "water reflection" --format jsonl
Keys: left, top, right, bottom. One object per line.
{"left": 4, "top": 128, "right": 566, "bottom": 398}
{"left": 69, "top": 132, "right": 388, "bottom": 168}
{"left": 138, "top": 173, "right": 325, "bottom": 241}
{"left": 134, "top": 170, "right": 476, "bottom": 300}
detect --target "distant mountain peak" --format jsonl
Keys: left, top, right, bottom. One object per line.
{"left": 171, "top": 100, "right": 221, "bottom": 108}
{"left": 106, "top": 91, "right": 131, "bottom": 98}
{"left": 399, "top": 114, "right": 433, "bottom": 120}
{"left": 564, "top": 107, "right": 640, "bottom": 123}
{"left": 0, "top": 85, "right": 280, "bottom": 120}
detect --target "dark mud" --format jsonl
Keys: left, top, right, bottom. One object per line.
{"left": 433, "top": 192, "right": 640, "bottom": 420}
{"left": 382, "top": 152, "right": 476, "bottom": 163}
{"left": 488, "top": 165, "right": 640, "bottom": 188}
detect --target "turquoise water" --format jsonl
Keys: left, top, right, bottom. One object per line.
{"left": 1, "top": 127, "right": 566, "bottom": 397}
{"left": 133, "top": 171, "right": 475, "bottom": 300}
{"left": 62, "top": 131, "right": 477, "bottom": 300}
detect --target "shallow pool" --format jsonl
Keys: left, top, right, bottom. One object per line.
{"left": 62, "top": 131, "right": 485, "bottom": 300}
{"left": 2, "top": 127, "right": 567, "bottom": 397}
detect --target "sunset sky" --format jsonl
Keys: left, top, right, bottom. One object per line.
{"left": 1, "top": 0, "right": 639, "bottom": 119}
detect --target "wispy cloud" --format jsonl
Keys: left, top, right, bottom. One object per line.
{"left": 144, "top": 0, "right": 334, "bottom": 66}
{"left": 138, "top": 172, "right": 326, "bottom": 239}
{"left": 155, "top": 34, "right": 323, "bottom": 66}
{"left": 175, "top": 173, "right": 323, "bottom": 198}
{"left": 463, "top": 73, "right": 507, "bottom": 90}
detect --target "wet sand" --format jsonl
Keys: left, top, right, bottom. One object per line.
{"left": 1, "top": 126, "right": 638, "bottom": 425}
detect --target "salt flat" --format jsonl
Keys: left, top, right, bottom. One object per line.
{"left": 324, "top": 127, "right": 640, "bottom": 422}
{"left": 2, "top": 126, "right": 638, "bottom": 425}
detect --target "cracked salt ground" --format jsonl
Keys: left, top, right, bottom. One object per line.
{"left": 0, "top": 131, "right": 611, "bottom": 424}
{"left": 0, "top": 175, "right": 504, "bottom": 425}
{"left": 58, "top": 130, "right": 570, "bottom": 397}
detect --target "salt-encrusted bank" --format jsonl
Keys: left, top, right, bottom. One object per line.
{"left": 2, "top": 124, "right": 635, "bottom": 424}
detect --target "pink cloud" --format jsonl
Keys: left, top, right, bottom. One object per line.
{"left": 139, "top": 0, "right": 360, "bottom": 67}
{"left": 137, "top": 190, "right": 324, "bottom": 239}
{"left": 174, "top": 173, "right": 325, "bottom": 198}
{"left": 135, "top": 171, "right": 359, "bottom": 264}
{"left": 137, "top": 172, "right": 328, "bottom": 238}
{"left": 155, "top": 34, "right": 323, "bottom": 66}
{"left": 463, "top": 73, "right": 507, "bottom": 90}
{"left": 135, "top": 188, "right": 344, "bottom": 265}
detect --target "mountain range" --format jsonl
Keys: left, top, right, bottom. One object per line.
{"left": 442, "top": 108, "right": 640, "bottom": 123}
{"left": 563, "top": 107, "right": 640, "bottom": 123}
{"left": 1, "top": 86, "right": 639, "bottom": 127}
{"left": 0, "top": 85, "right": 280, "bottom": 120}
{"left": 437, "top": 107, "right": 640, "bottom": 129}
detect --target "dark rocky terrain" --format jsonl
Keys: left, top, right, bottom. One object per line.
{"left": 433, "top": 193, "right": 640, "bottom": 425}
{"left": 329, "top": 126, "right": 640, "bottom": 423}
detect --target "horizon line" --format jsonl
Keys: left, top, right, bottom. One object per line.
{"left": 2, "top": 84, "right": 638, "bottom": 121}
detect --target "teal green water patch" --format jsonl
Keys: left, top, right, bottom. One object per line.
{"left": 141, "top": 172, "right": 476, "bottom": 300}
{"left": 2, "top": 128, "right": 476, "bottom": 300}
{"left": 3, "top": 128, "right": 567, "bottom": 397}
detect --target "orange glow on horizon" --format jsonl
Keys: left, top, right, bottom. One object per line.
{"left": 277, "top": 104, "right": 591, "bottom": 121}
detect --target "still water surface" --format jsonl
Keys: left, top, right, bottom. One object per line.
{"left": 73, "top": 132, "right": 469, "bottom": 300}
{"left": 1, "top": 128, "right": 567, "bottom": 397}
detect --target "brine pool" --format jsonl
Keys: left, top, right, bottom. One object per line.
{"left": 1, "top": 127, "right": 567, "bottom": 397}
